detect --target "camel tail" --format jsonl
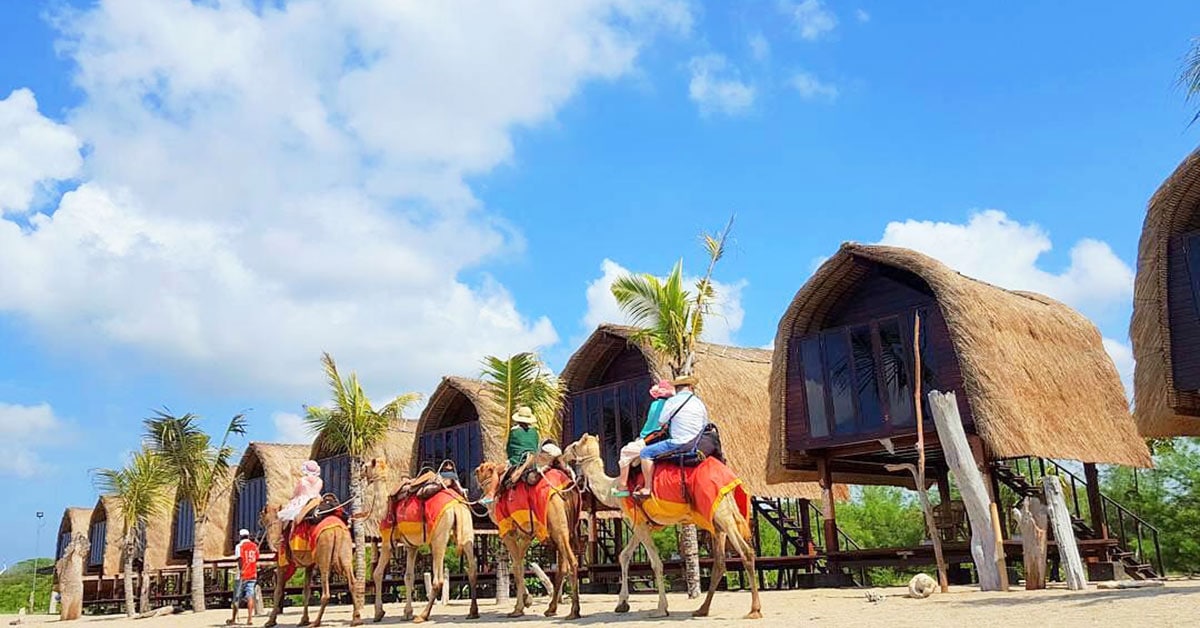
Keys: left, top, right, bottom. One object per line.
{"left": 453, "top": 503, "right": 472, "bottom": 547}
{"left": 734, "top": 507, "right": 752, "bottom": 543}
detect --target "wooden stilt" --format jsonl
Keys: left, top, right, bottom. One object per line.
{"left": 1012, "top": 497, "right": 1049, "bottom": 590}
{"left": 817, "top": 456, "right": 838, "bottom": 553}
{"left": 1043, "top": 476, "right": 1088, "bottom": 590}
{"left": 1083, "top": 463, "right": 1107, "bottom": 539}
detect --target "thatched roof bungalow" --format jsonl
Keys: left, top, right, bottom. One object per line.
{"left": 228, "top": 443, "right": 310, "bottom": 552}
{"left": 86, "top": 495, "right": 124, "bottom": 577}
{"left": 1131, "top": 148, "right": 1200, "bottom": 437}
{"left": 559, "top": 324, "right": 827, "bottom": 500}
{"left": 412, "top": 376, "right": 505, "bottom": 499}
{"left": 56, "top": 507, "right": 93, "bottom": 561}
{"left": 769, "top": 243, "right": 1150, "bottom": 489}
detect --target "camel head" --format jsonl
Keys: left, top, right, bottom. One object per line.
{"left": 475, "top": 461, "right": 503, "bottom": 494}
{"left": 560, "top": 433, "right": 600, "bottom": 465}
{"left": 260, "top": 503, "right": 284, "bottom": 549}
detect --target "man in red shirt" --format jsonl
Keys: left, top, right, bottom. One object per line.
{"left": 228, "top": 529, "right": 259, "bottom": 626}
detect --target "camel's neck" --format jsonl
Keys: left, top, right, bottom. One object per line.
{"left": 577, "top": 457, "right": 622, "bottom": 510}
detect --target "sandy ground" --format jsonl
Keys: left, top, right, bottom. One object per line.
{"left": 3, "top": 583, "right": 1198, "bottom": 627}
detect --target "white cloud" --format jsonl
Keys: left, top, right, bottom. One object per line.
{"left": 1103, "top": 338, "right": 1134, "bottom": 401}
{"left": 583, "top": 258, "right": 746, "bottom": 346}
{"left": 272, "top": 412, "right": 313, "bottom": 445}
{"left": 0, "top": 89, "right": 82, "bottom": 214}
{"left": 855, "top": 9, "right": 871, "bottom": 23}
{"left": 877, "top": 210, "right": 1133, "bottom": 316}
{"left": 790, "top": 71, "right": 839, "bottom": 101}
{"left": 0, "top": 402, "right": 63, "bottom": 477}
{"left": 0, "top": 0, "right": 691, "bottom": 399}
{"left": 748, "top": 33, "right": 770, "bottom": 62}
{"left": 781, "top": 0, "right": 838, "bottom": 41}
{"left": 688, "top": 54, "right": 756, "bottom": 116}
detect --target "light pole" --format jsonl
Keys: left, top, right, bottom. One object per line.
{"left": 30, "top": 511, "right": 44, "bottom": 613}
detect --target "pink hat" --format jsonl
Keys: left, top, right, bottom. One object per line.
{"left": 301, "top": 460, "right": 321, "bottom": 476}
{"left": 649, "top": 379, "right": 676, "bottom": 399}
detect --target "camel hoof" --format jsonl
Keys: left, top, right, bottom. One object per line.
{"left": 692, "top": 609, "right": 710, "bottom": 618}
{"left": 745, "top": 611, "right": 763, "bottom": 620}
{"left": 565, "top": 612, "right": 581, "bottom": 620}
{"left": 373, "top": 610, "right": 385, "bottom": 623}
{"left": 310, "top": 622, "right": 321, "bottom": 628}
{"left": 614, "top": 601, "right": 630, "bottom": 614}
{"left": 544, "top": 609, "right": 558, "bottom": 618}
{"left": 507, "top": 611, "right": 525, "bottom": 619}
{"left": 299, "top": 621, "right": 311, "bottom": 627}
{"left": 351, "top": 620, "right": 365, "bottom": 627}
{"left": 413, "top": 616, "right": 427, "bottom": 624}
{"left": 466, "top": 612, "right": 480, "bottom": 620}
{"left": 263, "top": 621, "right": 276, "bottom": 628}
{"left": 649, "top": 610, "right": 669, "bottom": 619}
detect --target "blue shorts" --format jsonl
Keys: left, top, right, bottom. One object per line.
{"left": 640, "top": 439, "right": 691, "bottom": 460}
{"left": 234, "top": 579, "right": 257, "bottom": 603}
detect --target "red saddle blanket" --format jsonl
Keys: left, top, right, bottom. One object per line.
{"left": 284, "top": 514, "right": 347, "bottom": 566}
{"left": 622, "top": 456, "right": 748, "bottom": 533}
{"left": 494, "top": 469, "right": 572, "bottom": 541}
{"left": 380, "top": 489, "right": 458, "bottom": 544}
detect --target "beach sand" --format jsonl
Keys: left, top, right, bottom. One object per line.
{"left": 3, "top": 582, "right": 1197, "bottom": 627}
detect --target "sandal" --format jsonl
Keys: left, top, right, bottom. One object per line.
{"left": 611, "top": 487, "right": 631, "bottom": 498}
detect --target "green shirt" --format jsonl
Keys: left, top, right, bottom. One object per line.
{"left": 507, "top": 425, "right": 540, "bottom": 466}
{"left": 638, "top": 398, "right": 668, "bottom": 439}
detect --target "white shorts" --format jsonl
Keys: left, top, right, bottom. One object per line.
{"left": 619, "top": 439, "right": 646, "bottom": 467}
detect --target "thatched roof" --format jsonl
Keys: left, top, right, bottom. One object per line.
{"left": 88, "top": 495, "right": 124, "bottom": 576}
{"left": 58, "top": 507, "right": 93, "bottom": 540}
{"left": 768, "top": 243, "right": 1151, "bottom": 486}
{"left": 559, "top": 324, "right": 831, "bottom": 500}
{"left": 414, "top": 376, "right": 507, "bottom": 468}
{"left": 141, "top": 486, "right": 178, "bottom": 571}
{"left": 1132, "top": 147, "right": 1200, "bottom": 437}
{"left": 237, "top": 443, "right": 313, "bottom": 509}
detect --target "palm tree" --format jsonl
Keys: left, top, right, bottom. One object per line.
{"left": 304, "top": 352, "right": 421, "bottom": 595}
{"left": 92, "top": 448, "right": 172, "bottom": 617}
{"left": 1182, "top": 37, "right": 1200, "bottom": 123}
{"left": 143, "top": 410, "right": 247, "bottom": 612}
{"left": 481, "top": 352, "right": 565, "bottom": 437}
{"left": 609, "top": 215, "right": 733, "bottom": 599}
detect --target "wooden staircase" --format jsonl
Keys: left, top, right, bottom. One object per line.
{"left": 993, "top": 458, "right": 1163, "bottom": 581}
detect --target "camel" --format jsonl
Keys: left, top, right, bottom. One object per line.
{"left": 367, "top": 480, "right": 480, "bottom": 623}
{"left": 475, "top": 461, "right": 582, "bottom": 619}
{"left": 54, "top": 532, "right": 89, "bottom": 621}
{"left": 560, "top": 433, "right": 762, "bottom": 619}
{"left": 262, "top": 502, "right": 363, "bottom": 628}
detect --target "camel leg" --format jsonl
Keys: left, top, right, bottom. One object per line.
{"left": 564, "top": 539, "right": 582, "bottom": 620}
{"left": 415, "top": 533, "right": 446, "bottom": 623}
{"left": 264, "top": 564, "right": 295, "bottom": 628}
{"left": 312, "top": 538, "right": 336, "bottom": 628}
{"left": 299, "top": 567, "right": 313, "bottom": 627}
{"left": 372, "top": 535, "right": 392, "bottom": 623}
{"left": 463, "top": 536, "right": 480, "bottom": 619}
{"left": 694, "top": 530, "right": 726, "bottom": 618}
{"left": 402, "top": 547, "right": 416, "bottom": 621}
{"left": 637, "top": 525, "right": 669, "bottom": 618}
{"left": 502, "top": 536, "right": 529, "bottom": 618}
{"left": 344, "top": 535, "right": 364, "bottom": 626}
{"left": 724, "top": 517, "right": 762, "bottom": 620}
{"left": 613, "top": 530, "right": 641, "bottom": 614}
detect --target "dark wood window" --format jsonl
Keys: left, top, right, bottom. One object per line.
{"left": 419, "top": 421, "right": 484, "bottom": 499}
{"left": 87, "top": 520, "right": 106, "bottom": 568}
{"left": 319, "top": 454, "right": 351, "bottom": 504}
{"left": 233, "top": 475, "right": 267, "bottom": 548}
{"left": 566, "top": 377, "right": 653, "bottom": 475}
{"left": 173, "top": 498, "right": 195, "bottom": 554}
{"left": 1186, "top": 232, "right": 1200, "bottom": 319}
{"left": 791, "top": 307, "right": 940, "bottom": 444}
{"left": 56, "top": 531, "right": 70, "bottom": 560}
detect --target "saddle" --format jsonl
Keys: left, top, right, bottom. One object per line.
{"left": 651, "top": 424, "right": 726, "bottom": 468}
{"left": 302, "top": 493, "right": 346, "bottom": 525}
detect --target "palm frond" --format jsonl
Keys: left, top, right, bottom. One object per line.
{"left": 92, "top": 448, "right": 172, "bottom": 535}
{"left": 307, "top": 353, "right": 413, "bottom": 459}
{"left": 481, "top": 352, "right": 564, "bottom": 434}
{"left": 1182, "top": 38, "right": 1200, "bottom": 125}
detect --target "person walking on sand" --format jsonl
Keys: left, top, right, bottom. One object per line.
{"left": 228, "top": 529, "right": 259, "bottom": 626}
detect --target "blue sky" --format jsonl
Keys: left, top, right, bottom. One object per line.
{"left": 0, "top": 0, "right": 1197, "bottom": 564}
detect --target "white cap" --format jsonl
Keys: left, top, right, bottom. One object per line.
{"left": 239, "top": 529, "right": 250, "bottom": 537}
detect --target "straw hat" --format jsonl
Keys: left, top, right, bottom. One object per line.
{"left": 512, "top": 406, "right": 536, "bottom": 425}
{"left": 672, "top": 375, "right": 698, "bottom": 387}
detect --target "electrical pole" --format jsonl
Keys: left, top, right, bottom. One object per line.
{"left": 30, "top": 511, "right": 44, "bottom": 612}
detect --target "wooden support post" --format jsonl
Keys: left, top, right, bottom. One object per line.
{"left": 817, "top": 456, "right": 837, "bottom": 553}
{"left": 1083, "top": 463, "right": 1107, "bottom": 539}
{"left": 936, "top": 468, "right": 952, "bottom": 506}
{"left": 1042, "top": 476, "right": 1087, "bottom": 590}
{"left": 1011, "top": 496, "right": 1049, "bottom": 590}
{"left": 530, "top": 563, "right": 554, "bottom": 599}
{"left": 928, "top": 391, "right": 1008, "bottom": 591}
{"left": 798, "top": 499, "right": 814, "bottom": 555}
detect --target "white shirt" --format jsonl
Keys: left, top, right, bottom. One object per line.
{"left": 659, "top": 391, "right": 709, "bottom": 445}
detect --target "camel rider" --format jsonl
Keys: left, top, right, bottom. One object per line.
{"left": 485, "top": 405, "right": 539, "bottom": 501}
{"left": 634, "top": 375, "right": 709, "bottom": 498}
{"left": 614, "top": 379, "right": 675, "bottom": 497}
